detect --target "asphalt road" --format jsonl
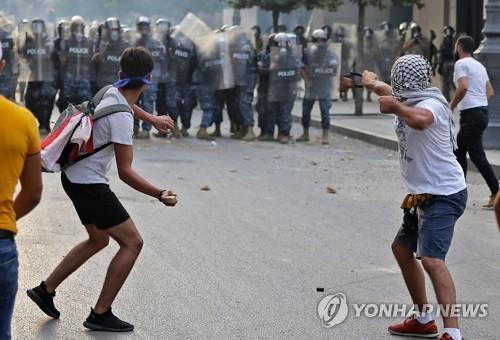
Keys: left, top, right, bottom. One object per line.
{"left": 12, "top": 116, "right": 500, "bottom": 339}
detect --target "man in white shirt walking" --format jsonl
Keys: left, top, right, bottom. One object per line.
{"left": 450, "top": 35, "right": 498, "bottom": 208}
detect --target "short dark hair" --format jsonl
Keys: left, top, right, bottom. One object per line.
{"left": 456, "top": 35, "right": 475, "bottom": 54}
{"left": 119, "top": 47, "right": 154, "bottom": 89}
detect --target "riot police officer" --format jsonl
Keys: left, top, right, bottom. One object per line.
{"left": 251, "top": 25, "right": 264, "bottom": 54}
{"left": 92, "top": 17, "right": 129, "bottom": 94}
{"left": 154, "top": 18, "right": 176, "bottom": 137}
{"left": 135, "top": 16, "right": 166, "bottom": 139}
{"left": 23, "top": 18, "right": 57, "bottom": 134}
{"left": 293, "top": 25, "right": 308, "bottom": 51}
{"left": 362, "top": 27, "right": 378, "bottom": 102}
{"left": 256, "top": 33, "right": 273, "bottom": 140}
{"left": 376, "top": 21, "right": 398, "bottom": 85}
{"left": 297, "top": 29, "right": 337, "bottom": 145}
{"left": 167, "top": 27, "right": 197, "bottom": 138}
{"left": 228, "top": 25, "right": 258, "bottom": 141}
{"left": 333, "top": 25, "right": 353, "bottom": 102}
{"left": 265, "top": 33, "right": 300, "bottom": 144}
{"left": 54, "top": 19, "right": 69, "bottom": 112}
{"left": 56, "top": 16, "right": 93, "bottom": 110}
{"left": 401, "top": 23, "right": 430, "bottom": 59}
{"left": 438, "top": 26, "right": 455, "bottom": 101}
{"left": 0, "top": 16, "right": 17, "bottom": 100}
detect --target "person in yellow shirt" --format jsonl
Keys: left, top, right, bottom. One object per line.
{"left": 0, "top": 45, "right": 43, "bottom": 340}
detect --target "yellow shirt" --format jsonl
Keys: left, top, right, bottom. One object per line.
{"left": 0, "top": 96, "right": 40, "bottom": 234}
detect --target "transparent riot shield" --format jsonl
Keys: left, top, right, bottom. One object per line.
{"left": 23, "top": 28, "right": 55, "bottom": 82}
{"left": 0, "top": 16, "right": 17, "bottom": 79}
{"left": 170, "top": 34, "right": 196, "bottom": 85}
{"left": 375, "top": 29, "right": 399, "bottom": 84}
{"left": 171, "top": 12, "right": 212, "bottom": 48}
{"left": 62, "top": 37, "right": 93, "bottom": 81}
{"left": 329, "top": 42, "right": 342, "bottom": 100}
{"left": 196, "top": 30, "right": 235, "bottom": 91}
{"left": 332, "top": 23, "right": 356, "bottom": 77}
{"left": 268, "top": 45, "right": 301, "bottom": 103}
{"left": 304, "top": 42, "right": 339, "bottom": 101}
{"left": 17, "top": 20, "right": 31, "bottom": 83}
{"left": 228, "top": 27, "right": 257, "bottom": 87}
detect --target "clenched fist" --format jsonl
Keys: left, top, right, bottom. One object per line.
{"left": 362, "top": 70, "right": 378, "bottom": 89}
{"left": 379, "top": 96, "right": 400, "bottom": 114}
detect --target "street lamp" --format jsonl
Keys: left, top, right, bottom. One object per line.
{"left": 475, "top": 0, "right": 500, "bottom": 149}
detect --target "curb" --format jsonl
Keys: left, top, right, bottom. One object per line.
{"left": 292, "top": 115, "right": 500, "bottom": 178}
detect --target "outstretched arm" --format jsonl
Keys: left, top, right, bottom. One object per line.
{"left": 132, "top": 105, "right": 174, "bottom": 133}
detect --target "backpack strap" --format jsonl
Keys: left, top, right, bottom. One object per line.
{"left": 93, "top": 104, "right": 133, "bottom": 121}
{"left": 71, "top": 142, "right": 113, "bottom": 164}
{"left": 90, "top": 85, "right": 113, "bottom": 108}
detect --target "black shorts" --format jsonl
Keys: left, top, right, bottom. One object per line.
{"left": 61, "top": 173, "right": 130, "bottom": 230}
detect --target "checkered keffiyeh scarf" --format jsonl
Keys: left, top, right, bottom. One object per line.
{"left": 390, "top": 54, "right": 457, "bottom": 149}
{"left": 391, "top": 54, "right": 433, "bottom": 100}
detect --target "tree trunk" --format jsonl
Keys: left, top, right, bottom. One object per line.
{"left": 354, "top": 4, "right": 365, "bottom": 116}
{"left": 272, "top": 9, "right": 280, "bottom": 33}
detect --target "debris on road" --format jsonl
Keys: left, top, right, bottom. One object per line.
{"left": 326, "top": 187, "right": 337, "bottom": 194}
{"left": 200, "top": 185, "right": 211, "bottom": 191}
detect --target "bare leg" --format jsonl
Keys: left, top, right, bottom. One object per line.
{"left": 392, "top": 242, "right": 429, "bottom": 312}
{"left": 422, "top": 257, "right": 459, "bottom": 329}
{"left": 94, "top": 218, "right": 143, "bottom": 314}
{"left": 44, "top": 225, "right": 109, "bottom": 294}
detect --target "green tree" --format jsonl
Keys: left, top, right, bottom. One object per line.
{"left": 319, "top": 0, "right": 424, "bottom": 115}
{"left": 226, "top": 0, "right": 339, "bottom": 32}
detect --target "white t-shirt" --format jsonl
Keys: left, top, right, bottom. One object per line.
{"left": 64, "top": 87, "right": 134, "bottom": 184}
{"left": 394, "top": 98, "right": 466, "bottom": 195}
{"left": 453, "top": 57, "right": 489, "bottom": 111}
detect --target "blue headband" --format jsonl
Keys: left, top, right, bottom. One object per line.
{"left": 113, "top": 74, "right": 152, "bottom": 88}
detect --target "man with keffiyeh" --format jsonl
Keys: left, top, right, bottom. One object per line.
{"left": 363, "top": 54, "right": 467, "bottom": 340}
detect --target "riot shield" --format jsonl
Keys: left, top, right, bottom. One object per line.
{"left": 62, "top": 37, "right": 93, "bottom": 81}
{"left": 136, "top": 36, "right": 165, "bottom": 84}
{"left": 228, "top": 27, "right": 257, "bottom": 87}
{"left": 268, "top": 45, "right": 301, "bottom": 102}
{"left": 196, "top": 30, "right": 235, "bottom": 91}
{"left": 95, "top": 39, "right": 129, "bottom": 88}
{"left": 332, "top": 23, "right": 356, "bottom": 76}
{"left": 375, "top": 29, "right": 399, "bottom": 84}
{"left": 23, "top": 29, "right": 55, "bottom": 82}
{"left": 170, "top": 33, "right": 196, "bottom": 85}
{"left": 17, "top": 20, "right": 31, "bottom": 83}
{"left": 329, "top": 42, "right": 343, "bottom": 100}
{"left": 304, "top": 42, "right": 339, "bottom": 101}
{"left": 0, "top": 17, "right": 17, "bottom": 79}
{"left": 171, "top": 12, "right": 212, "bottom": 48}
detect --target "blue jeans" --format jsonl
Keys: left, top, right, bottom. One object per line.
{"left": 196, "top": 85, "right": 216, "bottom": 128}
{"left": 0, "top": 238, "right": 18, "bottom": 340}
{"left": 266, "top": 98, "right": 295, "bottom": 136}
{"left": 302, "top": 98, "right": 332, "bottom": 129}
{"left": 394, "top": 189, "right": 467, "bottom": 260}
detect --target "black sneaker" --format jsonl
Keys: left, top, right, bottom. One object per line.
{"left": 26, "top": 281, "right": 60, "bottom": 319}
{"left": 83, "top": 308, "right": 134, "bottom": 332}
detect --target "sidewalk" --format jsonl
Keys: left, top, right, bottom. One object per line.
{"left": 291, "top": 97, "right": 500, "bottom": 178}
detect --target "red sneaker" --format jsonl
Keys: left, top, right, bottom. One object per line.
{"left": 440, "top": 333, "right": 463, "bottom": 340}
{"left": 388, "top": 315, "right": 439, "bottom": 338}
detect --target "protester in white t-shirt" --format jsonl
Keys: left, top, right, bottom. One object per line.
{"left": 362, "top": 55, "right": 467, "bottom": 340}
{"left": 27, "top": 47, "right": 177, "bottom": 333}
{"left": 449, "top": 35, "right": 498, "bottom": 208}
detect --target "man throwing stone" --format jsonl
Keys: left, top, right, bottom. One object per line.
{"left": 27, "top": 47, "right": 177, "bottom": 332}
{"left": 363, "top": 55, "right": 467, "bottom": 340}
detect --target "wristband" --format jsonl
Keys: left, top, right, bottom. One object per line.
{"left": 158, "top": 190, "right": 167, "bottom": 201}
